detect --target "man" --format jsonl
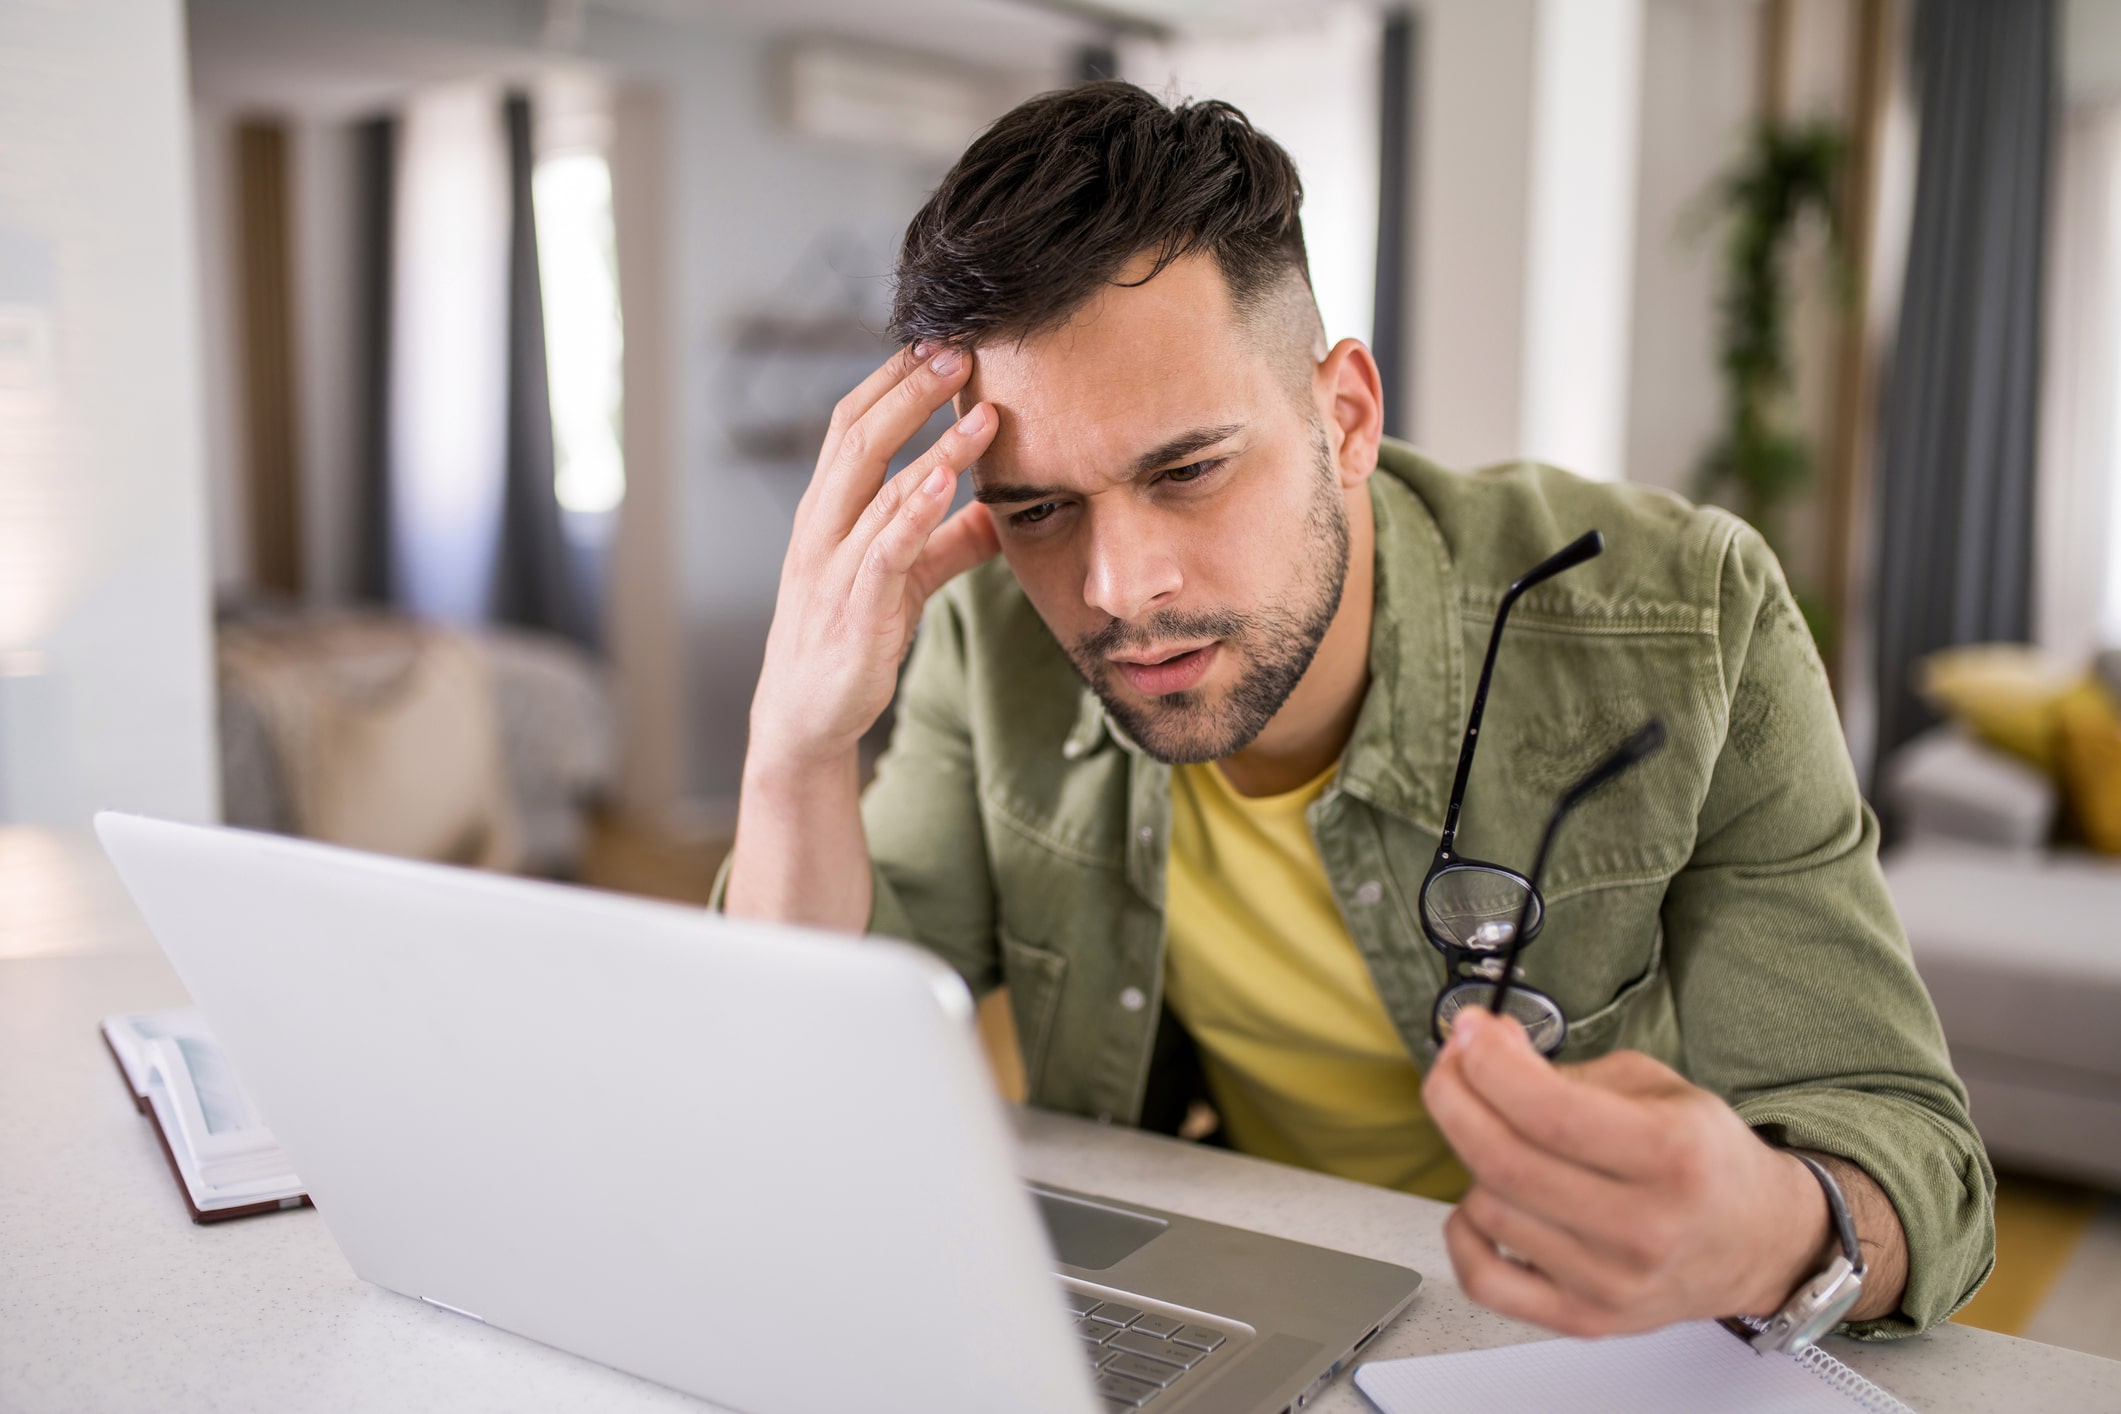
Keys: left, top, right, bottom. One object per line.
{"left": 721, "top": 82, "right": 1992, "bottom": 1341}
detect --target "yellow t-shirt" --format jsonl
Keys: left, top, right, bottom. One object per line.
{"left": 1163, "top": 760, "right": 1469, "bottom": 1201}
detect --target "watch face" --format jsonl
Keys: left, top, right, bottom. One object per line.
{"left": 1753, "top": 1258, "right": 1863, "bottom": 1354}
{"left": 1786, "top": 1297, "right": 1854, "bottom": 1351}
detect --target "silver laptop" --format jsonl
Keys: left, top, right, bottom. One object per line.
{"left": 96, "top": 813, "right": 1421, "bottom": 1414}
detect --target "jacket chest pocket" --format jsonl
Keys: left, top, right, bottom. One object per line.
{"left": 1521, "top": 883, "right": 1668, "bottom": 1059}
{"left": 1553, "top": 919, "right": 1666, "bottom": 1060}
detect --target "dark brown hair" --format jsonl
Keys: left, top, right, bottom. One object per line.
{"left": 889, "top": 81, "right": 1312, "bottom": 350}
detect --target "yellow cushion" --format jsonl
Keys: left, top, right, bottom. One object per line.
{"left": 2057, "top": 678, "right": 2121, "bottom": 854}
{"left": 1916, "top": 645, "right": 2078, "bottom": 773}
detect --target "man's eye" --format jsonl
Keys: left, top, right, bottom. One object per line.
{"left": 1162, "top": 457, "right": 1226, "bottom": 485}
{"left": 1012, "top": 501, "right": 1061, "bottom": 527}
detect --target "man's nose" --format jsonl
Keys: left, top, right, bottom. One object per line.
{"left": 1082, "top": 511, "right": 1183, "bottom": 624}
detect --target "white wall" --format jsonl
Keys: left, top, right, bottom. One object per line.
{"left": 1119, "top": 5, "right": 1383, "bottom": 347}
{"left": 1624, "top": 0, "right": 1759, "bottom": 495}
{"left": 1519, "top": 0, "right": 1644, "bottom": 482}
{"left": 1409, "top": 0, "right": 1538, "bottom": 470}
{"left": 0, "top": 0, "right": 220, "bottom": 827}
{"left": 2069, "top": 0, "right": 2121, "bottom": 102}
{"left": 1409, "top": 0, "right": 1645, "bottom": 480}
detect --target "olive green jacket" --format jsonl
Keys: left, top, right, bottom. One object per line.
{"left": 749, "top": 441, "right": 1994, "bottom": 1336}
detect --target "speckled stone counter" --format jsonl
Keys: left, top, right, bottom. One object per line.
{"left": 1012, "top": 1109, "right": 2121, "bottom": 1413}
{"left": 3, "top": 828, "right": 2116, "bottom": 1412}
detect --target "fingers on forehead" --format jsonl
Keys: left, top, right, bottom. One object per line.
{"left": 841, "top": 344, "right": 931, "bottom": 425}
{"left": 878, "top": 348, "right": 964, "bottom": 425}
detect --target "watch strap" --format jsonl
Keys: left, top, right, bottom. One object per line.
{"left": 1747, "top": 1151, "right": 1868, "bottom": 1354}
{"left": 1791, "top": 1151, "right": 1865, "bottom": 1275}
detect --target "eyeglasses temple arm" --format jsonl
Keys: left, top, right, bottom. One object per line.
{"left": 1486, "top": 717, "right": 1667, "bottom": 1021}
{"left": 1435, "top": 530, "right": 1606, "bottom": 854}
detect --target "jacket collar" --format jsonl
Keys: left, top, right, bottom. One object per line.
{"left": 1066, "top": 440, "right": 1463, "bottom": 832}
{"left": 1338, "top": 447, "right": 1462, "bottom": 831}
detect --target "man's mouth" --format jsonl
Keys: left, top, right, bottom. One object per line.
{"left": 1110, "top": 642, "right": 1221, "bottom": 697}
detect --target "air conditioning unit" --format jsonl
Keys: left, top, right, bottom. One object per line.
{"left": 779, "top": 39, "right": 1004, "bottom": 162}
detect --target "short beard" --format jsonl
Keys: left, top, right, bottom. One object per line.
{"left": 1066, "top": 427, "right": 1351, "bottom": 766}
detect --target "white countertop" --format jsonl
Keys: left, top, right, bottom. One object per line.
{"left": 3, "top": 827, "right": 2116, "bottom": 1413}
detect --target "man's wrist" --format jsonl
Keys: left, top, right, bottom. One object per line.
{"left": 741, "top": 729, "right": 862, "bottom": 794}
{"left": 725, "top": 727, "right": 870, "bottom": 928}
{"left": 1744, "top": 1147, "right": 1837, "bottom": 1318}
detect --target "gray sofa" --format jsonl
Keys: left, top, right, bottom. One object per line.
{"left": 1880, "top": 728, "right": 2121, "bottom": 1190}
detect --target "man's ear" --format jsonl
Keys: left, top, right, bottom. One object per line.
{"left": 1315, "top": 338, "right": 1385, "bottom": 487}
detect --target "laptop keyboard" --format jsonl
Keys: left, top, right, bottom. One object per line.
{"left": 1063, "top": 1288, "right": 1232, "bottom": 1410}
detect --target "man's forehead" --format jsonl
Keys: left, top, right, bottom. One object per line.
{"left": 962, "top": 256, "right": 1270, "bottom": 493}
{"left": 967, "top": 387, "right": 1253, "bottom": 500}
{"left": 971, "top": 417, "right": 1249, "bottom": 505}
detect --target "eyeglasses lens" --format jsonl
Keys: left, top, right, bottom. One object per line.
{"left": 1434, "top": 980, "right": 1567, "bottom": 1056}
{"left": 1422, "top": 865, "right": 1542, "bottom": 953}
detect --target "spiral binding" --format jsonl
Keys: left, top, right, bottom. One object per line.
{"left": 1791, "top": 1342, "right": 1918, "bottom": 1414}
{"left": 1723, "top": 1316, "right": 1916, "bottom": 1413}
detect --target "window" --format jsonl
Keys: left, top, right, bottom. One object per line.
{"left": 533, "top": 149, "right": 625, "bottom": 516}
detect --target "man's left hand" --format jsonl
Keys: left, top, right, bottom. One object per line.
{"left": 1421, "top": 1007, "right": 1835, "bottom": 1337}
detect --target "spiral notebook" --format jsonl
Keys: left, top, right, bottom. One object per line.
{"left": 1353, "top": 1319, "right": 1916, "bottom": 1414}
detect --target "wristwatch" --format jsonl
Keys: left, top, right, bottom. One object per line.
{"left": 1750, "top": 1151, "right": 1866, "bottom": 1354}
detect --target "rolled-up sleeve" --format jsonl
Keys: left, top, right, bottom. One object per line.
{"left": 1660, "top": 527, "right": 1995, "bottom": 1338}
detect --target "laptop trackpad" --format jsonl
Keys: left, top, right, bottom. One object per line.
{"left": 1032, "top": 1189, "right": 1168, "bottom": 1271}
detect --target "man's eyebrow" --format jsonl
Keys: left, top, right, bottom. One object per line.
{"left": 973, "top": 480, "right": 1070, "bottom": 506}
{"left": 1132, "top": 422, "right": 1244, "bottom": 474}
{"left": 973, "top": 423, "right": 1246, "bottom": 505}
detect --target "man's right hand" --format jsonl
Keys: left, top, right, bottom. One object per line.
{"left": 750, "top": 342, "right": 1001, "bottom": 766}
{"left": 726, "top": 343, "right": 1001, "bottom": 929}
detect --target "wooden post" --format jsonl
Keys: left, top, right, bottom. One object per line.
{"left": 236, "top": 120, "right": 305, "bottom": 597}
{"left": 1822, "top": 0, "right": 1893, "bottom": 694}
{"left": 1760, "top": 0, "right": 1793, "bottom": 124}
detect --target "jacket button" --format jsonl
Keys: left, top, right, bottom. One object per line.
{"left": 1119, "top": 986, "right": 1146, "bottom": 1012}
{"left": 1355, "top": 880, "right": 1384, "bottom": 906}
{"left": 1137, "top": 826, "right": 1154, "bottom": 843}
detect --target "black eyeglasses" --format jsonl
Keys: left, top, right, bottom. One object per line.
{"left": 1420, "top": 530, "right": 1667, "bottom": 1057}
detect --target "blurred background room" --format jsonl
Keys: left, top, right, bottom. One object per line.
{"left": 3, "top": 0, "right": 2118, "bottom": 1365}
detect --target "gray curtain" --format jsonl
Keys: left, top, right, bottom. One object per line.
{"left": 354, "top": 95, "right": 591, "bottom": 647}
{"left": 1371, "top": 8, "right": 1416, "bottom": 439}
{"left": 354, "top": 114, "right": 396, "bottom": 604}
{"left": 1870, "top": 0, "right": 2056, "bottom": 772}
{"left": 493, "top": 91, "right": 595, "bottom": 650}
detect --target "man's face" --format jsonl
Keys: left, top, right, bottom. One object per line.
{"left": 963, "top": 254, "right": 1351, "bottom": 765}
